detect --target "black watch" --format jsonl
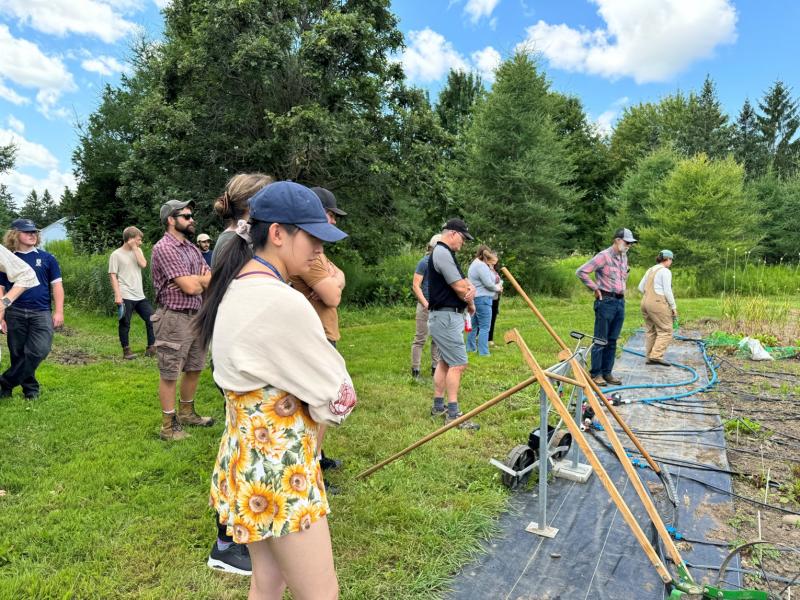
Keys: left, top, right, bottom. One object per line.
{"left": 1, "top": 297, "right": 12, "bottom": 308}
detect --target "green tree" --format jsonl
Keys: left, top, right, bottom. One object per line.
{"left": 435, "top": 69, "right": 484, "bottom": 137}
{"left": 451, "top": 53, "right": 578, "bottom": 284}
{"left": 612, "top": 145, "right": 681, "bottom": 234}
{"left": 40, "top": 189, "right": 61, "bottom": 224}
{"left": 19, "top": 190, "right": 47, "bottom": 225}
{"left": 681, "top": 76, "right": 732, "bottom": 159}
{"left": 748, "top": 173, "right": 800, "bottom": 262}
{"left": 549, "top": 93, "right": 615, "bottom": 251}
{"left": 733, "top": 98, "right": 768, "bottom": 179}
{"left": 0, "top": 142, "right": 18, "bottom": 228}
{"left": 638, "top": 154, "right": 759, "bottom": 277}
{"left": 756, "top": 80, "right": 800, "bottom": 178}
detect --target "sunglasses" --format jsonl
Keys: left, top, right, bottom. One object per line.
{"left": 174, "top": 213, "right": 194, "bottom": 220}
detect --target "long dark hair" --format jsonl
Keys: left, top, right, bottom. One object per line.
{"left": 194, "top": 221, "right": 296, "bottom": 349}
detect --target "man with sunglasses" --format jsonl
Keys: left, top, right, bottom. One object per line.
{"left": 576, "top": 228, "right": 637, "bottom": 387}
{"left": 150, "top": 200, "right": 213, "bottom": 440}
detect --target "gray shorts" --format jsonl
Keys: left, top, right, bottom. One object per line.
{"left": 428, "top": 310, "right": 468, "bottom": 367}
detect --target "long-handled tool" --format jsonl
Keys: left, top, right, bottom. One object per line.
{"left": 355, "top": 376, "right": 539, "bottom": 480}
{"left": 505, "top": 329, "right": 701, "bottom": 595}
{"left": 500, "top": 266, "right": 678, "bottom": 506}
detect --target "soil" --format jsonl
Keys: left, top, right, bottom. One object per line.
{"left": 50, "top": 347, "right": 97, "bottom": 365}
{"left": 687, "top": 318, "right": 800, "bottom": 598}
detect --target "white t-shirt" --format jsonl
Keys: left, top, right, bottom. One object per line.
{"left": 0, "top": 244, "right": 39, "bottom": 290}
{"left": 212, "top": 276, "right": 356, "bottom": 426}
{"left": 638, "top": 265, "right": 676, "bottom": 311}
{"left": 108, "top": 247, "right": 145, "bottom": 301}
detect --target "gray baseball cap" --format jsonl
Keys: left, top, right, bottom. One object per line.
{"left": 614, "top": 228, "right": 637, "bottom": 243}
{"left": 160, "top": 199, "right": 194, "bottom": 225}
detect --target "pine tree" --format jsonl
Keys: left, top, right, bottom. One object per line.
{"left": 733, "top": 99, "right": 768, "bottom": 179}
{"left": 40, "top": 189, "right": 61, "bottom": 224}
{"left": 19, "top": 190, "right": 46, "bottom": 225}
{"left": 757, "top": 80, "right": 800, "bottom": 178}
{"left": 435, "top": 70, "right": 484, "bottom": 137}
{"left": 451, "top": 53, "right": 578, "bottom": 284}
{"left": 0, "top": 184, "right": 18, "bottom": 229}
{"left": 681, "top": 76, "right": 732, "bottom": 159}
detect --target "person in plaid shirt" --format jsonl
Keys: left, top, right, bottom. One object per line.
{"left": 576, "top": 228, "right": 637, "bottom": 387}
{"left": 150, "top": 199, "right": 214, "bottom": 441}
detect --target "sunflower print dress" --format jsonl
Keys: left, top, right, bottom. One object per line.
{"left": 210, "top": 386, "right": 328, "bottom": 543}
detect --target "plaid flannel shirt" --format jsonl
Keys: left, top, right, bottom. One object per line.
{"left": 151, "top": 232, "right": 209, "bottom": 311}
{"left": 576, "top": 246, "right": 628, "bottom": 296}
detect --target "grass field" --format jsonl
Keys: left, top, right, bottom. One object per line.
{"left": 0, "top": 294, "right": 739, "bottom": 599}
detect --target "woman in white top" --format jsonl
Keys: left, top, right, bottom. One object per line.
{"left": 194, "top": 181, "right": 355, "bottom": 600}
{"left": 638, "top": 249, "right": 677, "bottom": 366}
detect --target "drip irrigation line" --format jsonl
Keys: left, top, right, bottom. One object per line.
{"left": 685, "top": 563, "right": 800, "bottom": 586}
{"left": 627, "top": 434, "right": 800, "bottom": 462}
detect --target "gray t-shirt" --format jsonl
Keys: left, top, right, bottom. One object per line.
{"left": 431, "top": 244, "right": 463, "bottom": 285}
{"left": 210, "top": 230, "right": 242, "bottom": 271}
{"left": 415, "top": 255, "right": 431, "bottom": 301}
{"left": 108, "top": 247, "right": 145, "bottom": 301}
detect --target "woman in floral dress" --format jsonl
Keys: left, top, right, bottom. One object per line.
{"left": 195, "top": 181, "right": 356, "bottom": 599}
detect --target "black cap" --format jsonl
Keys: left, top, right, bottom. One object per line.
{"left": 311, "top": 187, "right": 347, "bottom": 216}
{"left": 11, "top": 218, "right": 38, "bottom": 232}
{"left": 443, "top": 218, "right": 474, "bottom": 240}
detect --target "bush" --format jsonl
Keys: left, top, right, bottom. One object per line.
{"left": 49, "top": 240, "right": 154, "bottom": 315}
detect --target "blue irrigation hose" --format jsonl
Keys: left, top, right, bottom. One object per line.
{"left": 601, "top": 334, "right": 720, "bottom": 405}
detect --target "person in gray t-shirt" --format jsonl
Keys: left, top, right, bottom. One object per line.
{"left": 427, "top": 218, "right": 480, "bottom": 431}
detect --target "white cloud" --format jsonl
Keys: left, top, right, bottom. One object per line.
{"left": 1, "top": 168, "right": 76, "bottom": 206}
{"left": 1, "top": 0, "right": 140, "bottom": 44}
{"left": 153, "top": 0, "right": 171, "bottom": 8}
{"left": 81, "top": 55, "right": 129, "bottom": 76}
{"left": 0, "top": 82, "right": 30, "bottom": 106}
{"left": 6, "top": 116, "right": 25, "bottom": 134}
{"left": 401, "top": 29, "right": 469, "bottom": 83}
{"left": 0, "top": 129, "right": 60, "bottom": 170}
{"left": 593, "top": 96, "right": 630, "bottom": 136}
{"left": 519, "top": 0, "right": 737, "bottom": 83}
{"left": 0, "top": 26, "right": 76, "bottom": 118}
{"left": 471, "top": 46, "right": 502, "bottom": 83}
{"left": 464, "top": 0, "right": 500, "bottom": 23}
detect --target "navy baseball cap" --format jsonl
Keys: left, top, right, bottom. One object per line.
{"left": 11, "top": 218, "right": 38, "bottom": 232}
{"left": 248, "top": 181, "right": 347, "bottom": 243}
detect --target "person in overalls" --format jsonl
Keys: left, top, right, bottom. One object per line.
{"left": 638, "top": 250, "right": 677, "bottom": 366}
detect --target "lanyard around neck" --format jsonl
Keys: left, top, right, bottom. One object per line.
{"left": 252, "top": 255, "right": 285, "bottom": 283}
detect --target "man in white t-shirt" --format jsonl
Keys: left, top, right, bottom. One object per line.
{"left": 109, "top": 226, "right": 155, "bottom": 360}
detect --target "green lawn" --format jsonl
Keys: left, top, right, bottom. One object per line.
{"left": 0, "top": 295, "right": 725, "bottom": 599}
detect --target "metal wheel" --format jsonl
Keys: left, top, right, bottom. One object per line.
{"left": 502, "top": 444, "right": 536, "bottom": 490}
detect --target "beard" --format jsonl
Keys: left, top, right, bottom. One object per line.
{"left": 176, "top": 220, "right": 195, "bottom": 237}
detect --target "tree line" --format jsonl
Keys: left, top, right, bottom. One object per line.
{"left": 5, "top": 1, "right": 799, "bottom": 287}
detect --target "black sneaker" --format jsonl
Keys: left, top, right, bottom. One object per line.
{"left": 319, "top": 454, "right": 343, "bottom": 471}
{"left": 24, "top": 393, "right": 39, "bottom": 401}
{"left": 207, "top": 542, "right": 252, "bottom": 576}
{"left": 323, "top": 479, "right": 340, "bottom": 496}
{"left": 411, "top": 368, "right": 421, "bottom": 380}
{"left": 0, "top": 387, "right": 11, "bottom": 399}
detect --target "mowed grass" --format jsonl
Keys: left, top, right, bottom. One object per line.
{"left": 0, "top": 294, "right": 730, "bottom": 599}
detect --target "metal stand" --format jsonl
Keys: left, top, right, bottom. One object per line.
{"left": 490, "top": 347, "right": 593, "bottom": 538}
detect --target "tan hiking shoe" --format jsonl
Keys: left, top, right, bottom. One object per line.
{"left": 144, "top": 345, "right": 156, "bottom": 357}
{"left": 444, "top": 412, "right": 480, "bottom": 431}
{"left": 122, "top": 347, "right": 137, "bottom": 360}
{"left": 160, "top": 413, "right": 189, "bottom": 441}
{"left": 603, "top": 373, "right": 622, "bottom": 385}
{"left": 177, "top": 401, "right": 215, "bottom": 427}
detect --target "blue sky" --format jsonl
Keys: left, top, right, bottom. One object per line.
{"left": 1, "top": 0, "right": 798, "bottom": 210}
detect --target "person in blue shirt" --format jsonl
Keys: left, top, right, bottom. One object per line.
{"left": 0, "top": 219, "right": 65, "bottom": 400}
{"left": 196, "top": 233, "right": 213, "bottom": 267}
{"left": 410, "top": 234, "right": 442, "bottom": 380}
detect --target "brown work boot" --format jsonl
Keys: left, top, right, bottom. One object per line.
{"left": 160, "top": 412, "right": 189, "bottom": 441}
{"left": 603, "top": 373, "right": 622, "bottom": 385}
{"left": 122, "top": 347, "right": 136, "bottom": 360}
{"left": 591, "top": 375, "right": 607, "bottom": 387}
{"left": 177, "top": 400, "right": 215, "bottom": 427}
{"left": 144, "top": 345, "right": 156, "bottom": 357}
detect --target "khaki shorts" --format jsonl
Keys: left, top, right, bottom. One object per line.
{"left": 151, "top": 307, "right": 207, "bottom": 380}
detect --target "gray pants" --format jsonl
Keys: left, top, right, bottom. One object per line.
{"left": 411, "top": 302, "right": 440, "bottom": 370}
{"left": 0, "top": 307, "right": 54, "bottom": 397}
{"left": 428, "top": 309, "right": 468, "bottom": 367}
